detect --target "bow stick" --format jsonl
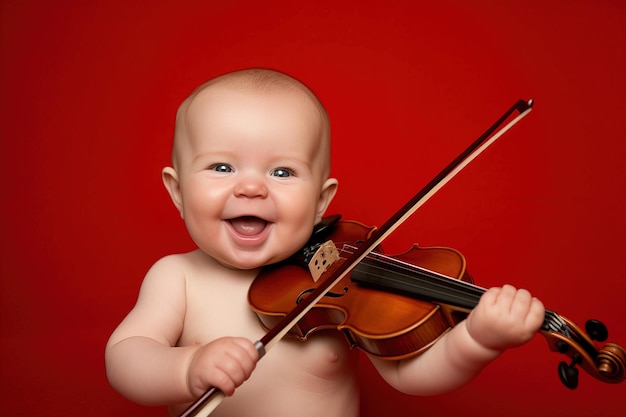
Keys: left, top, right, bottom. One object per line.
{"left": 180, "top": 98, "right": 534, "bottom": 417}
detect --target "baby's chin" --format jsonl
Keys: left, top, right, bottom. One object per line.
{"left": 211, "top": 250, "right": 291, "bottom": 271}
{"left": 218, "top": 259, "right": 265, "bottom": 271}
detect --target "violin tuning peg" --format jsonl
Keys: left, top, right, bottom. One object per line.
{"left": 585, "top": 319, "right": 609, "bottom": 342}
{"left": 558, "top": 360, "right": 579, "bottom": 389}
{"left": 558, "top": 352, "right": 583, "bottom": 389}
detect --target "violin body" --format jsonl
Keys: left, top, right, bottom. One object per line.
{"left": 249, "top": 217, "right": 626, "bottom": 387}
{"left": 250, "top": 220, "right": 474, "bottom": 359}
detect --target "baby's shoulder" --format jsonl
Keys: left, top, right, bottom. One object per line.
{"left": 141, "top": 250, "right": 256, "bottom": 301}
{"left": 140, "top": 249, "right": 215, "bottom": 286}
{"left": 149, "top": 249, "right": 214, "bottom": 272}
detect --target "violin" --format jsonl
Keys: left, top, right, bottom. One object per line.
{"left": 179, "top": 99, "right": 623, "bottom": 417}
{"left": 249, "top": 215, "right": 626, "bottom": 388}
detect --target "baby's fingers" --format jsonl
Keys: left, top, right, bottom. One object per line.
{"left": 217, "top": 338, "right": 259, "bottom": 394}
{"left": 229, "top": 338, "right": 260, "bottom": 376}
{"left": 525, "top": 296, "right": 546, "bottom": 331}
{"left": 509, "top": 287, "right": 533, "bottom": 317}
{"left": 187, "top": 337, "right": 260, "bottom": 397}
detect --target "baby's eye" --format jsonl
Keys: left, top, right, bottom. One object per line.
{"left": 209, "top": 164, "right": 233, "bottom": 173}
{"left": 271, "top": 168, "right": 294, "bottom": 178}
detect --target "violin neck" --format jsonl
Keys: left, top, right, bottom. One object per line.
{"left": 350, "top": 255, "right": 484, "bottom": 310}
{"left": 350, "top": 254, "right": 570, "bottom": 337}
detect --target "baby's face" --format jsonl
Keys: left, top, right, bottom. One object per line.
{"left": 171, "top": 86, "right": 336, "bottom": 269}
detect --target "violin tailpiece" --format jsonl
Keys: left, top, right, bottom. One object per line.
{"left": 307, "top": 240, "right": 339, "bottom": 282}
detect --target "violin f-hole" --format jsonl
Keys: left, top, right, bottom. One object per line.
{"left": 296, "top": 286, "right": 349, "bottom": 305}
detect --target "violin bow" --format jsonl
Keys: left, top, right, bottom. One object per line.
{"left": 179, "top": 99, "right": 534, "bottom": 417}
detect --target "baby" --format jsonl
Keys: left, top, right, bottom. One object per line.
{"left": 105, "top": 68, "right": 545, "bottom": 417}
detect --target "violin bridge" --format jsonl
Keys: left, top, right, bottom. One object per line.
{"left": 307, "top": 240, "right": 339, "bottom": 282}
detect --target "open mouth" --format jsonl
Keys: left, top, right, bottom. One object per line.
{"left": 228, "top": 216, "right": 270, "bottom": 236}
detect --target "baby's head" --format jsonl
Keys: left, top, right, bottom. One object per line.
{"left": 163, "top": 68, "right": 338, "bottom": 269}
{"left": 172, "top": 68, "right": 331, "bottom": 178}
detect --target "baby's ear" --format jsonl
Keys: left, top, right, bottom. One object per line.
{"left": 162, "top": 167, "right": 184, "bottom": 218}
{"left": 315, "top": 178, "right": 338, "bottom": 223}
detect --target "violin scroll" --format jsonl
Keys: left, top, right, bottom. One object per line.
{"left": 596, "top": 343, "right": 625, "bottom": 380}
{"left": 541, "top": 315, "right": 625, "bottom": 389}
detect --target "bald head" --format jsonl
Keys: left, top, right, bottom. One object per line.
{"left": 171, "top": 68, "right": 331, "bottom": 176}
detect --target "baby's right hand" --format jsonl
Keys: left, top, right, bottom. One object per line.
{"left": 186, "top": 337, "right": 259, "bottom": 397}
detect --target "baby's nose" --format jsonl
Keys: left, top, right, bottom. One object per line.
{"left": 234, "top": 174, "right": 268, "bottom": 198}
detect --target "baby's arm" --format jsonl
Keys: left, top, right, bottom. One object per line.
{"left": 370, "top": 285, "right": 545, "bottom": 395}
{"left": 105, "top": 255, "right": 258, "bottom": 405}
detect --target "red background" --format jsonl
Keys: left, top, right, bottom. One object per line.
{"left": 1, "top": 1, "right": 625, "bottom": 416}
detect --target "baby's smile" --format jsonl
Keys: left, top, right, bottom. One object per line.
{"left": 227, "top": 216, "right": 271, "bottom": 237}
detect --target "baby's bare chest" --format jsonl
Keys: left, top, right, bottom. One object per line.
{"left": 179, "top": 270, "right": 357, "bottom": 374}
{"left": 174, "top": 272, "right": 359, "bottom": 416}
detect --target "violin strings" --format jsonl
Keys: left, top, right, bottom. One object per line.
{"left": 543, "top": 310, "right": 570, "bottom": 337}
{"left": 336, "top": 244, "right": 485, "bottom": 309}
{"left": 335, "top": 243, "right": 568, "bottom": 336}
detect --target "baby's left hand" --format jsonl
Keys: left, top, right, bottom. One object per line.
{"left": 466, "top": 284, "right": 545, "bottom": 351}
